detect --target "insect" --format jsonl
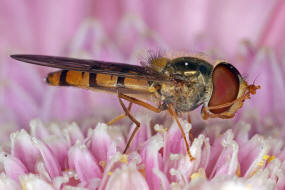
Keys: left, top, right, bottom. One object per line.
{"left": 11, "top": 54, "right": 260, "bottom": 161}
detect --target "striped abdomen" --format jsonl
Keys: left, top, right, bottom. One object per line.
{"left": 47, "top": 70, "right": 151, "bottom": 93}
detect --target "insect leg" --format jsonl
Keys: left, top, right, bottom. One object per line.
{"left": 169, "top": 104, "right": 195, "bottom": 161}
{"left": 201, "top": 106, "right": 234, "bottom": 119}
{"left": 107, "top": 103, "right": 133, "bottom": 125}
{"left": 187, "top": 113, "right": 192, "bottom": 124}
{"left": 117, "top": 92, "right": 161, "bottom": 154}
{"left": 187, "top": 113, "right": 194, "bottom": 142}
{"left": 119, "top": 93, "right": 161, "bottom": 113}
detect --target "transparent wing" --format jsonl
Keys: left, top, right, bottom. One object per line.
{"left": 11, "top": 54, "right": 173, "bottom": 83}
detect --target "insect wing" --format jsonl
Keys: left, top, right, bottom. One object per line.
{"left": 11, "top": 54, "right": 171, "bottom": 83}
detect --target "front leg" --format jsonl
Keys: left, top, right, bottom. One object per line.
{"left": 168, "top": 104, "right": 195, "bottom": 161}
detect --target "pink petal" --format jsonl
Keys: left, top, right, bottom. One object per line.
{"left": 0, "top": 153, "right": 28, "bottom": 181}
{"left": 89, "top": 123, "right": 119, "bottom": 162}
{"left": 29, "top": 119, "right": 51, "bottom": 140}
{"left": 140, "top": 134, "right": 164, "bottom": 190}
{"left": 88, "top": 0, "right": 123, "bottom": 36}
{"left": 0, "top": 0, "right": 86, "bottom": 53}
{"left": 257, "top": 1, "right": 285, "bottom": 52}
{"left": 242, "top": 49, "right": 285, "bottom": 128}
{"left": 98, "top": 153, "right": 125, "bottom": 190}
{"left": 45, "top": 138, "right": 69, "bottom": 171}
{"left": 276, "top": 160, "right": 285, "bottom": 189}
{"left": 30, "top": 120, "right": 70, "bottom": 169}
{"left": 173, "top": 134, "right": 210, "bottom": 184}
{"left": 164, "top": 121, "right": 186, "bottom": 157}
{"left": 203, "top": 0, "right": 276, "bottom": 56}
{"left": 128, "top": 116, "right": 152, "bottom": 152}
{"left": 63, "top": 122, "right": 85, "bottom": 145}
{"left": 0, "top": 173, "right": 21, "bottom": 190}
{"left": 10, "top": 130, "right": 40, "bottom": 172}
{"left": 68, "top": 19, "right": 123, "bottom": 61}
{"left": 4, "top": 81, "right": 39, "bottom": 128}
{"left": 139, "top": 0, "right": 207, "bottom": 51}
{"left": 210, "top": 130, "right": 239, "bottom": 177}
{"left": 115, "top": 15, "right": 167, "bottom": 58}
{"left": 4, "top": 58, "right": 44, "bottom": 105}
{"left": 239, "top": 135, "right": 270, "bottom": 177}
{"left": 68, "top": 141, "right": 102, "bottom": 183}
{"left": 105, "top": 163, "right": 149, "bottom": 190}
{"left": 19, "top": 174, "right": 55, "bottom": 190}
{"left": 32, "top": 137, "right": 61, "bottom": 178}
{"left": 40, "top": 88, "right": 96, "bottom": 122}
{"left": 152, "top": 168, "right": 170, "bottom": 190}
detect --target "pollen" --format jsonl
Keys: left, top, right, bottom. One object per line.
{"left": 190, "top": 172, "right": 201, "bottom": 180}
{"left": 257, "top": 154, "right": 272, "bottom": 166}
{"left": 255, "top": 154, "right": 276, "bottom": 166}
{"left": 120, "top": 154, "right": 128, "bottom": 164}
{"left": 107, "top": 171, "right": 113, "bottom": 176}
{"left": 21, "top": 182, "right": 28, "bottom": 190}
{"left": 154, "top": 124, "right": 167, "bottom": 134}
{"left": 263, "top": 154, "right": 270, "bottom": 160}
{"left": 249, "top": 154, "right": 274, "bottom": 177}
{"left": 236, "top": 164, "right": 241, "bottom": 177}
{"left": 246, "top": 183, "right": 253, "bottom": 190}
{"left": 99, "top": 160, "right": 106, "bottom": 168}
{"left": 268, "top": 155, "right": 275, "bottom": 162}
{"left": 190, "top": 168, "right": 206, "bottom": 181}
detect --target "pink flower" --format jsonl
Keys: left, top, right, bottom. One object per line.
{"left": 0, "top": 119, "right": 284, "bottom": 189}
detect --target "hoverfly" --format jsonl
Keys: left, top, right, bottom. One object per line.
{"left": 11, "top": 54, "right": 260, "bottom": 160}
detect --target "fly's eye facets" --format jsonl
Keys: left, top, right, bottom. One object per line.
{"left": 208, "top": 63, "right": 240, "bottom": 114}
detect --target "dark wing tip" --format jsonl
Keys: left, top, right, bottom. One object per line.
{"left": 10, "top": 54, "right": 23, "bottom": 60}
{"left": 10, "top": 54, "right": 56, "bottom": 67}
{"left": 10, "top": 54, "right": 39, "bottom": 63}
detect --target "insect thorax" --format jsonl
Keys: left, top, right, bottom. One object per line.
{"left": 154, "top": 57, "right": 214, "bottom": 112}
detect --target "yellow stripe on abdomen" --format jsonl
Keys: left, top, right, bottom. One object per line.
{"left": 47, "top": 70, "right": 151, "bottom": 92}
{"left": 66, "top": 70, "right": 89, "bottom": 87}
{"left": 47, "top": 70, "right": 90, "bottom": 88}
{"left": 95, "top": 74, "right": 118, "bottom": 87}
{"left": 46, "top": 71, "right": 61, "bottom": 86}
{"left": 123, "top": 77, "right": 149, "bottom": 91}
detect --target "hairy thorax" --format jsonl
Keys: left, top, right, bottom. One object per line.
{"left": 155, "top": 73, "right": 211, "bottom": 112}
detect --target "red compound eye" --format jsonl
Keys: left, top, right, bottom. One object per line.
{"left": 208, "top": 63, "right": 240, "bottom": 114}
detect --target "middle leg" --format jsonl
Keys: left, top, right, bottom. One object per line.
{"left": 117, "top": 92, "right": 161, "bottom": 154}
{"left": 107, "top": 102, "right": 133, "bottom": 125}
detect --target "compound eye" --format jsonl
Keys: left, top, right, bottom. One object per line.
{"left": 208, "top": 63, "right": 240, "bottom": 114}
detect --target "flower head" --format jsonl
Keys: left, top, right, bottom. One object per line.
{"left": 0, "top": 119, "right": 284, "bottom": 189}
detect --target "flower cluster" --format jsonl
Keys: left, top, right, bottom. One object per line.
{"left": 0, "top": 117, "right": 284, "bottom": 190}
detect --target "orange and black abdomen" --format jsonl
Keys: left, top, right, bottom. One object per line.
{"left": 47, "top": 70, "right": 151, "bottom": 92}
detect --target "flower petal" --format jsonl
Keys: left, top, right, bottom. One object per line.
{"left": 32, "top": 137, "right": 61, "bottom": 178}
{"left": 140, "top": 134, "right": 164, "bottom": 190}
{"left": 89, "top": 123, "right": 120, "bottom": 162}
{"left": 0, "top": 173, "right": 21, "bottom": 190}
{"left": 105, "top": 163, "right": 149, "bottom": 190}
{"left": 10, "top": 130, "right": 40, "bottom": 172}
{"left": 20, "top": 174, "right": 54, "bottom": 190}
{"left": 68, "top": 141, "right": 102, "bottom": 184}
{"left": 0, "top": 153, "right": 27, "bottom": 182}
